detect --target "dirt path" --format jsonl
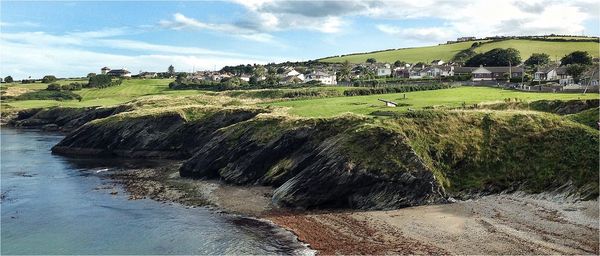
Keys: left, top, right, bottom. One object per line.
{"left": 268, "top": 195, "right": 599, "bottom": 255}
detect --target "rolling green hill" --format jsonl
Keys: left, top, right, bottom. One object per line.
{"left": 320, "top": 39, "right": 600, "bottom": 64}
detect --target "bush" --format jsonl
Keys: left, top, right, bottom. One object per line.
{"left": 42, "top": 75, "right": 57, "bottom": 83}
{"left": 46, "top": 83, "right": 62, "bottom": 91}
{"left": 4, "top": 76, "right": 13, "bottom": 83}
{"left": 61, "top": 82, "right": 83, "bottom": 91}
{"left": 87, "top": 74, "right": 121, "bottom": 88}
{"left": 15, "top": 90, "right": 82, "bottom": 101}
{"left": 343, "top": 84, "right": 450, "bottom": 96}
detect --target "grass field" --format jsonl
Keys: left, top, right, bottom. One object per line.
{"left": 474, "top": 39, "right": 600, "bottom": 60}
{"left": 2, "top": 79, "right": 201, "bottom": 110}
{"left": 266, "top": 87, "right": 600, "bottom": 117}
{"left": 320, "top": 41, "right": 483, "bottom": 63}
{"left": 320, "top": 39, "right": 600, "bottom": 64}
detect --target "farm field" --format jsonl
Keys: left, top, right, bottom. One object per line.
{"left": 320, "top": 41, "right": 483, "bottom": 63}
{"left": 320, "top": 39, "right": 600, "bottom": 64}
{"left": 2, "top": 79, "right": 202, "bottom": 110}
{"left": 474, "top": 39, "right": 600, "bottom": 60}
{"left": 267, "top": 86, "right": 600, "bottom": 117}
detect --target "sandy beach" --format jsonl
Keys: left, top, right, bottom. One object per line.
{"left": 268, "top": 194, "right": 599, "bottom": 255}
{"left": 105, "top": 166, "right": 599, "bottom": 255}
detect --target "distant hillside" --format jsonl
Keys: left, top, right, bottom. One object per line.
{"left": 320, "top": 38, "right": 600, "bottom": 64}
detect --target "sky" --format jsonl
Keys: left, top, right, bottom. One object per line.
{"left": 1, "top": 0, "right": 599, "bottom": 79}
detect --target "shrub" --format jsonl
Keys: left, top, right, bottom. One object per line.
{"left": 46, "top": 83, "right": 62, "bottom": 91}
{"left": 4, "top": 76, "right": 13, "bottom": 83}
{"left": 61, "top": 82, "right": 83, "bottom": 91}
{"left": 343, "top": 84, "right": 450, "bottom": 96}
{"left": 15, "top": 90, "right": 82, "bottom": 101}
{"left": 42, "top": 75, "right": 57, "bottom": 83}
{"left": 88, "top": 74, "right": 121, "bottom": 88}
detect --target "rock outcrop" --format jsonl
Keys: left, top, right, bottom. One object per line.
{"left": 8, "top": 101, "right": 598, "bottom": 210}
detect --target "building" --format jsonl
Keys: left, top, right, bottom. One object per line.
{"left": 534, "top": 66, "right": 558, "bottom": 81}
{"left": 101, "top": 67, "right": 111, "bottom": 74}
{"left": 555, "top": 67, "right": 574, "bottom": 85}
{"left": 420, "top": 66, "right": 454, "bottom": 78}
{"left": 430, "top": 59, "right": 445, "bottom": 66}
{"left": 376, "top": 63, "right": 392, "bottom": 77}
{"left": 106, "top": 68, "right": 132, "bottom": 78}
{"left": 470, "top": 65, "right": 524, "bottom": 81}
{"left": 138, "top": 71, "right": 157, "bottom": 79}
{"left": 306, "top": 71, "right": 337, "bottom": 85}
{"left": 457, "top": 36, "right": 476, "bottom": 42}
{"left": 581, "top": 67, "right": 599, "bottom": 86}
{"left": 453, "top": 66, "right": 478, "bottom": 76}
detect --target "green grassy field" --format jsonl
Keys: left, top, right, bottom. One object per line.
{"left": 266, "top": 87, "right": 600, "bottom": 117}
{"left": 2, "top": 79, "right": 201, "bottom": 110}
{"left": 474, "top": 39, "right": 600, "bottom": 60}
{"left": 320, "top": 39, "right": 600, "bottom": 64}
{"left": 320, "top": 41, "right": 483, "bottom": 63}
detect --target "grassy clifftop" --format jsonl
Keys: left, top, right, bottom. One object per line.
{"left": 320, "top": 39, "right": 600, "bottom": 63}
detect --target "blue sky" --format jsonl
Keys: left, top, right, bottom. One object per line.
{"left": 1, "top": 0, "right": 598, "bottom": 79}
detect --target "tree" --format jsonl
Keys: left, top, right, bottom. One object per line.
{"left": 524, "top": 53, "right": 550, "bottom": 67}
{"left": 452, "top": 48, "right": 476, "bottom": 63}
{"left": 560, "top": 51, "right": 592, "bottom": 66}
{"left": 366, "top": 58, "right": 377, "bottom": 64}
{"left": 253, "top": 65, "right": 266, "bottom": 78}
{"left": 175, "top": 72, "right": 188, "bottom": 83}
{"left": 41, "top": 75, "right": 57, "bottom": 83}
{"left": 265, "top": 67, "right": 280, "bottom": 85}
{"left": 393, "top": 60, "right": 406, "bottom": 67}
{"left": 465, "top": 48, "right": 521, "bottom": 67}
{"left": 338, "top": 60, "right": 352, "bottom": 82}
{"left": 87, "top": 73, "right": 97, "bottom": 78}
{"left": 88, "top": 74, "right": 113, "bottom": 88}
{"left": 4, "top": 76, "right": 13, "bottom": 83}
{"left": 566, "top": 64, "right": 587, "bottom": 83}
{"left": 167, "top": 65, "right": 175, "bottom": 77}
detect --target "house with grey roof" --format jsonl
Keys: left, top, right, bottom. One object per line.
{"left": 470, "top": 65, "right": 524, "bottom": 81}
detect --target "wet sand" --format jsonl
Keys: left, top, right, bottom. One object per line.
{"left": 104, "top": 166, "right": 599, "bottom": 255}
{"left": 268, "top": 194, "right": 599, "bottom": 255}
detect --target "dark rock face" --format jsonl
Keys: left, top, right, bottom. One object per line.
{"left": 180, "top": 118, "right": 446, "bottom": 210}
{"left": 50, "top": 108, "right": 265, "bottom": 159}
{"left": 8, "top": 107, "right": 125, "bottom": 131}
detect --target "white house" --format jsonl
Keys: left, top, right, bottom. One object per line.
{"left": 431, "top": 59, "right": 445, "bottom": 66}
{"left": 534, "top": 66, "right": 558, "bottom": 81}
{"left": 239, "top": 74, "right": 251, "bottom": 82}
{"left": 306, "top": 71, "right": 337, "bottom": 85}
{"left": 376, "top": 63, "right": 392, "bottom": 77}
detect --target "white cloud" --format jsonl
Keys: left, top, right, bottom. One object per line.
{"left": 0, "top": 30, "right": 280, "bottom": 79}
{"left": 0, "top": 21, "right": 40, "bottom": 28}
{"left": 376, "top": 25, "right": 454, "bottom": 42}
{"left": 159, "top": 13, "right": 275, "bottom": 43}
{"left": 231, "top": 0, "right": 599, "bottom": 40}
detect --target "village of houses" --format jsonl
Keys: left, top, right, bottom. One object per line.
{"left": 98, "top": 57, "right": 599, "bottom": 93}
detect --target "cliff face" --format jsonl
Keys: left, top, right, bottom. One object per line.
{"left": 9, "top": 101, "right": 599, "bottom": 210}
{"left": 8, "top": 106, "right": 126, "bottom": 131}
{"left": 51, "top": 107, "right": 266, "bottom": 159}
{"left": 179, "top": 116, "right": 445, "bottom": 209}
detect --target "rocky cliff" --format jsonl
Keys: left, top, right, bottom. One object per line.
{"left": 8, "top": 99, "right": 599, "bottom": 209}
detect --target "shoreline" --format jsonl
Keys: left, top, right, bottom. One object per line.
{"left": 101, "top": 164, "right": 599, "bottom": 255}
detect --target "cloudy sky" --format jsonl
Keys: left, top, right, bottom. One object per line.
{"left": 1, "top": 0, "right": 598, "bottom": 79}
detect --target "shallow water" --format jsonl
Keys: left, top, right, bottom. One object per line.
{"left": 1, "top": 128, "right": 308, "bottom": 255}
